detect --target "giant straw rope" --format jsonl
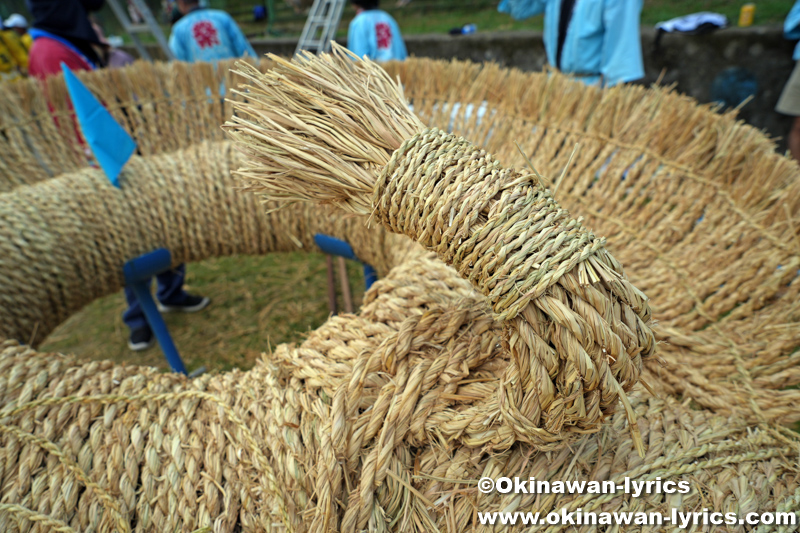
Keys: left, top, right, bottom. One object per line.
{"left": 0, "top": 141, "right": 402, "bottom": 348}
{"left": 225, "top": 50, "right": 658, "bottom": 454}
{"left": 0, "top": 52, "right": 798, "bottom": 532}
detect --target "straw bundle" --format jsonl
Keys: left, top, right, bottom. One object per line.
{"left": 224, "top": 47, "right": 656, "bottom": 452}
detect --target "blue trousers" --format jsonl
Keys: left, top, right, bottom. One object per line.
{"left": 123, "top": 264, "right": 188, "bottom": 331}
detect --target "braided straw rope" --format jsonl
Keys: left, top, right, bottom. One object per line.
{"left": 0, "top": 141, "right": 403, "bottom": 347}
{"left": 0, "top": 288, "right": 798, "bottom": 532}
{"left": 225, "top": 47, "right": 655, "bottom": 453}
{"left": 0, "top": 54, "right": 799, "bottom": 531}
{"left": 381, "top": 60, "right": 800, "bottom": 426}
{"left": 0, "top": 58, "right": 271, "bottom": 190}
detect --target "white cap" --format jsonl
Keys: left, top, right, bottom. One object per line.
{"left": 4, "top": 14, "right": 28, "bottom": 29}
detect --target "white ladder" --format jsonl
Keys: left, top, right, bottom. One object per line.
{"left": 295, "top": 0, "right": 347, "bottom": 55}
{"left": 106, "top": 0, "right": 175, "bottom": 61}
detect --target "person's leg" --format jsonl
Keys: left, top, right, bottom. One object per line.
{"left": 123, "top": 285, "right": 148, "bottom": 330}
{"left": 155, "top": 264, "right": 187, "bottom": 304}
{"left": 155, "top": 264, "right": 211, "bottom": 312}
{"left": 776, "top": 61, "right": 800, "bottom": 162}
{"left": 123, "top": 283, "right": 155, "bottom": 350}
{"left": 790, "top": 116, "right": 800, "bottom": 162}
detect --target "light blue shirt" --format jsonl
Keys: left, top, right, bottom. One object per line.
{"left": 347, "top": 10, "right": 407, "bottom": 62}
{"left": 785, "top": 1, "right": 800, "bottom": 60}
{"left": 169, "top": 8, "right": 257, "bottom": 63}
{"left": 498, "top": 0, "right": 643, "bottom": 87}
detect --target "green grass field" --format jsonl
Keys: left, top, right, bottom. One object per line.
{"left": 315, "top": 0, "right": 788, "bottom": 38}
{"left": 8, "top": 0, "right": 782, "bottom": 46}
{"left": 41, "top": 253, "right": 366, "bottom": 373}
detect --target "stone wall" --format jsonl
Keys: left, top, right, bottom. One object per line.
{"left": 129, "top": 26, "right": 798, "bottom": 151}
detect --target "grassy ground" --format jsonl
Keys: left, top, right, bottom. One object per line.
{"left": 337, "top": 0, "right": 787, "bottom": 38}
{"left": 40, "top": 253, "right": 366, "bottom": 373}
{"left": 241, "top": 6, "right": 543, "bottom": 38}
{"left": 237, "top": 0, "right": 790, "bottom": 37}
{"left": 71, "top": 0, "right": 791, "bottom": 45}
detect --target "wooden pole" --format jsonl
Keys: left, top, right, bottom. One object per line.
{"left": 325, "top": 255, "right": 337, "bottom": 315}
{"left": 337, "top": 256, "right": 353, "bottom": 313}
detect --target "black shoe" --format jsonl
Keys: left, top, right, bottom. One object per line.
{"left": 128, "top": 327, "right": 155, "bottom": 351}
{"left": 157, "top": 294, "right": 211, "bottom": 313}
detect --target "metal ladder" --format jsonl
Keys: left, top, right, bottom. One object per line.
{"left": 106, "top": 0, "right": 175, "bottom": 61}
{"left": 295, "top": 0, "right": 346, "bottom": 55}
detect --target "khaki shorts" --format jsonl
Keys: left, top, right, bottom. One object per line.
{"left": 777, "top": 61, "right": 800, "bottom": 116}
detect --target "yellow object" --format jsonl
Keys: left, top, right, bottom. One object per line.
{"left": 0, "top": 30, "right": 28, "bottom": 73}
{"left": 0, "top": 37, "right": 21, "bottom": 81}
{"left": 739, "top": 3, "right": 756, "bottom": 27}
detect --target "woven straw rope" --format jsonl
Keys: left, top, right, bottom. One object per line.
{"left": 0, "top": 59, "right": 266, "bottom": 190}
{"left": 0, "top": 57, "right": 797, "bottom": 531}
{"left": 0, "top": 141, "right": 402, "bottom": 347}
{"left": 377, "top": 60, "right": 800, "bottom": 425}
{"left": 0, "top": 273, "right": 797, "bottom": 533}
{"left": 224, "top": 52, "right": 657, "bottom": 453}
{"left": 1, "top": 238, "right": 798, "bottom": 531}
{"left": 0, "top": 138, "right": 656, "bottom": 530}
{"left": 368, "top": 126, "right": 655, "bottom": 452}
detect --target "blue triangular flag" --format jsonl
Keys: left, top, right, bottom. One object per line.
{"left": 61, "top": 64, "right": 136, "bottom": 187}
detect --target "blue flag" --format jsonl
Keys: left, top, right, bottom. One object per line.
{"left": 61, "top": 64, "right": 136, "bottom": 187}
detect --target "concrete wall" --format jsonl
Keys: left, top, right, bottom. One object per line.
{"left": 130, "top": 26, "right": 797, "bottom": 151}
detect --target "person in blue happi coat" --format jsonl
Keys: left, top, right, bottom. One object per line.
{"left": 169, "top": 0, "right": 256, "bottom": 63}
{"left": 777, "top": 1, "right": 800, "bottom": 162}
{"left": 347, "top": 0, "right": 407, "bottom": 62}
{"left": 498, "top": 0, "right": 643, "bottom": 87}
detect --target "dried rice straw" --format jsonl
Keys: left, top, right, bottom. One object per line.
{"left": 0, "top": 54, "right": 798, "bottom": 532}
{"left": 224, "top": 45, "right": 656, "bottom": 454}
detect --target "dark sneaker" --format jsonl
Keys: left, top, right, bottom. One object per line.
{"left": 128, "top": 327, "right": 155, "bottom": 351}
{"left": 157, "top": 294, "right": 211, "bottom": 313}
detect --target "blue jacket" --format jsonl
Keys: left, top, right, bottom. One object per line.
{"left": 169, "top": 8, "right": 256, "bottom": 63}
{"left": 347, "top": 10, "right": 407, "bottom": 62}
{"left": 785, "top": 1, "right": 800, "bottom": 60}
{"left": 498, "top": 0, "right": 643, "bottom": 87}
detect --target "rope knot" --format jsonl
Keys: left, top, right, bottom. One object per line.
{"left": 372, "top": 127, "right": 604, "bottom": 321}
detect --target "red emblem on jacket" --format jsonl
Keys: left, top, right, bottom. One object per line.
{"left": 375, "top": 22, "right": 392, "bottom": 49}
{"left": 193, "top": 21, "right": 220, "bottom": 49}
